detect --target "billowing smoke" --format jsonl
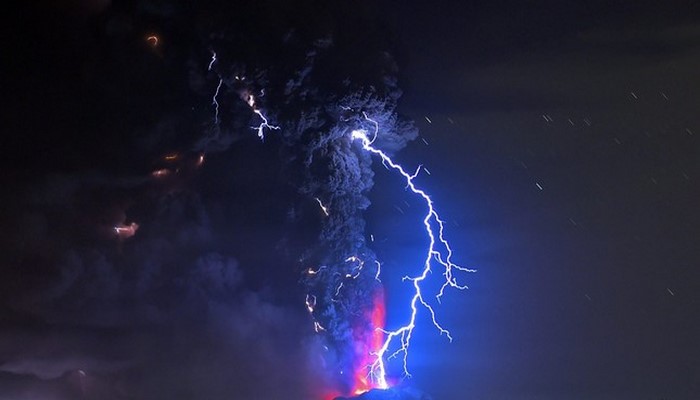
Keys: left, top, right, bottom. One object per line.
{"left": 2, "top": 0, "right": 419, "bottom": 398}
{"left": 192, "top": 4, "right": 418, "bottom": 392}
{"left": 180, "top": 0, "right": 420, "bottom": 393}
{"left": 0, "top": 170, "right": 328, "bottom": 399}
{"left": 288, "top": 91, "right": 417, "bottom": 392}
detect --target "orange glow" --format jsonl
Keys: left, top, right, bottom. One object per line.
{"left": 151, "top": 168, "right": 170, "bottom": 178}
{"left": 146, "top": 35, "right": 159, "bottom": 47}
{"left": 164, "top": 153, "right": 179, "bottom": 161}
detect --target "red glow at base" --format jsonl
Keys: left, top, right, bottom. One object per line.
{"left": 351, "top": 287, "right": 387, "bottom": 396}
{"left": 322, "top": 390, "right": 342, "bottom": 400}
{"left": 319, "top": 288, "right": 387, "bottom": 400}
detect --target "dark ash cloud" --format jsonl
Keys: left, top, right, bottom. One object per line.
{"left": 1, "top": 0, "right": 419, "bottom": 398}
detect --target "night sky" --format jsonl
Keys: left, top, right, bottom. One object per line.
{"left": 1, "top": 1, "right": 699, "bottom": 399}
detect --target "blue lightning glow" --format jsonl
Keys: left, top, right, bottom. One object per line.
{"left": 202, "top": 47, "right": 472, "bottom": 392}
{"left": 315, "top": 197, "right": 330, "bottom": 217}
{"left": 350, "top": 114, "right": 476, "bottom": 386}
{"left": 207, "top": 50, "right": 278, "bottom": 138}
{"left": 242, "top": 91, "right": 280, "bottom": 140}
{"left": 251, "top": 107, "right": 280, "bottom": 140}
{"left": 208, "top": 50, "right": 218, "bottom": 71}
{"left": 209, "top": 51, "right": 222, "bottom": 125}
{"left": 212, "top": 78, "right": 223, "bottom": 125}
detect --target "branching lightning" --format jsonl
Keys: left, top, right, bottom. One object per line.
{"left": 344, "top": 256, "right": 381, "bottom": 282}
{"left": 243, "top": 91, "right": 280, "bottom": 140}
{"left": 350, "top": 114, "right": 476, "bottom": 386}
{"left": 202, "top": 46, "right": 472, "bottom": 395}
{"left": 252, "top": 108, "right": 281, "bottom": 140}
{"left": 207, "top": 49, "right": 279, "bottom": 139}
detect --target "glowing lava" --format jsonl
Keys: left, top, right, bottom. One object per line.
{"left": 351, "top": 288, "right": 388, "bottom": 395}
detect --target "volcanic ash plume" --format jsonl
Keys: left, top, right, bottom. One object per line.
{"left": 191, "top": 4, "right": 418, "bottom": 393}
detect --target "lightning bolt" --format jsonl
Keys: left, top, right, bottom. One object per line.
{"left": 207, "top": 49, "right": 279, "bottom": 139}
{"left": 202, "top": 48, "right": 472, "bottom": 392}
{"left": 343, "top": 256, "right": 381, "bottom": 282}
{"left": 212, "top": 79, "right": 223, "bottom": 124}
{"left": 329, "top": 256, "right": 383, "bottom": 301}
{"left": 251, "top": 107, "right": 280, "bottom": 140}
{"left": 208, "top": 50, "right": 218, "bottom": 71}
{"left": 350, "top": 113, "right": 476, "bottom": 386}
{"left": 315, "top": 197, "right": 330, "bottom": 217}
{"left": 209, "top": 50, "right": 223, "bottom": 125}
{"left": 243, "top": 90, "right": 280, "bottom": 140}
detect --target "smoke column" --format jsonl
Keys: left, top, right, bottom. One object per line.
{"left": 187, "top": 1, "right": 472, "bottom": 396}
